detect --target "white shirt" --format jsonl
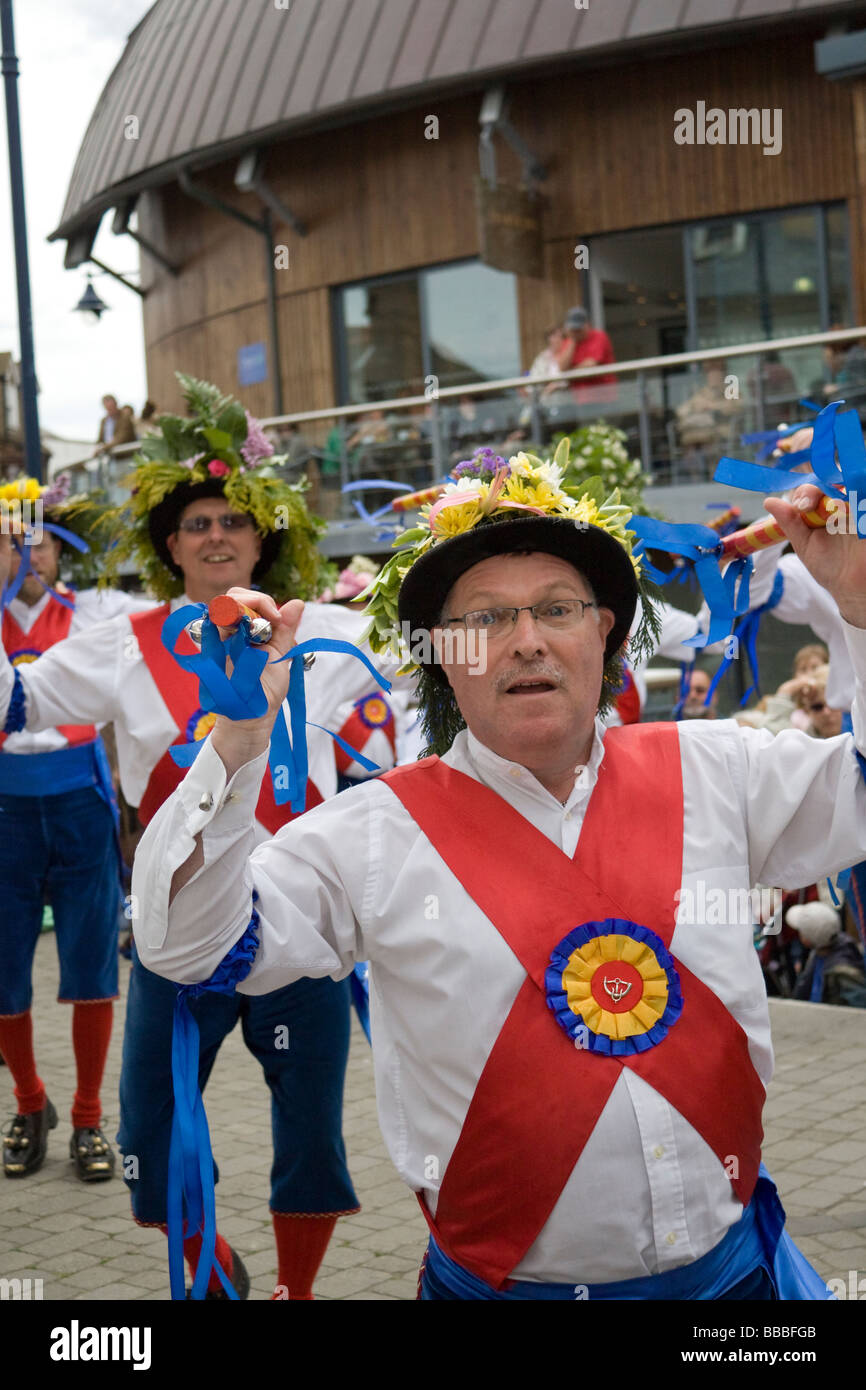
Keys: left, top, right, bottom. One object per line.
{"left": 134, "top": 619, "right": 866, "bottom": 1284}
{"left": 747, "top": 543, "right": 853, "bottom": 710}
{"left": 1, "top": 587, "right": 155, "bottom": 755}
{"left": 0, "top": 597, "right": 406, "bottom": 808}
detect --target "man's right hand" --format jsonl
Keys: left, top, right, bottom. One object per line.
{"left": 209, "top": 587, "right": 304, "bottom": 779}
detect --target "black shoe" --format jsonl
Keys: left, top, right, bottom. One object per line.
{"left": 3, "top": 1099, "right": 58, "bottom": 1176}
{"left": 186, "top": 1244, "right": 250, "bottom": 1300}
{"left": 69, "top": 1126, "right": 116, "bottom": 1181}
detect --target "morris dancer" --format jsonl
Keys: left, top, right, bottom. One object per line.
{"left": 0, "top": 476, "right": 150, "bottom": 1181}
{"left": 0, "top": 378, "right": 403, "bottom": 1299}
{"left": 133, "top": 447, "right": 866, "bottom": 1299}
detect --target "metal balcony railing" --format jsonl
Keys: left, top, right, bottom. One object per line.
{"left": 58, "top": 326, "right": 866, "bottom": 550}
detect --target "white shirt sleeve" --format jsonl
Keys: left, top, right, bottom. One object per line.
{"left": 133, "top": 736, "right": 366, "bottom": 987}
{"left": 730, "top": 619, "right": 866, "bottom": 886}
{"left": 1, "top": 616, "right": 124, "bottom": 730}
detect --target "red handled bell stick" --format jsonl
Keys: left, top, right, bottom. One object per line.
{"left": 719, "top": 493, "right": 840, "bottom": 560}
{"left": 206, "top": 595, "right": 272, "bottom": 643}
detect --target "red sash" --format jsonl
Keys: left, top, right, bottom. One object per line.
{"left": 383, "top": 724, "right": 765, "bottom": 1288}
{"left": 1, "top": 596, "right": 97, "bottom": 748}
{"left": 131, "top": 606, "right": 321, "bottom": 829}
{"left": 334, "top": 694, "right": 396, "bottom": 774}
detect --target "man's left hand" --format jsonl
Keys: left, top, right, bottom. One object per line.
{"left": 765, "top": 484, "right": 866, "bottom": 628}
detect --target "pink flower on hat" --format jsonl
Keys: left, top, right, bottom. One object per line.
{"left": 207, "top": 459, "right": 231, "bottom": 477}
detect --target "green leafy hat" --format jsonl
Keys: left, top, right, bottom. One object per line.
{"left": 360, "top": 440, "right": 660, "bottom": 754}
{"left": 98, "top": 374, "right": 330, "bottom": 601}
{"left": 0, "top": 473, "right": 110, "bottom": 590}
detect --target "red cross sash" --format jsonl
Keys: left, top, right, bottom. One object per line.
{"left": 131, "top": 606, "right": 321, "bottom": 829}
{"left": 383, "top": 723, "right": 764, "bottom": 1288}
{"left": 334, "top": 693, "right": 396, "bottom": 774}
{"left": 1, "top": 595, "right": 97, "bottom": 749}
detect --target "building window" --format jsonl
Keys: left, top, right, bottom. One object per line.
{"left": 334, "top": 260, "right": 520, "bottom": 405}
{"left": 587, "top": 203, "right": 851, "bottom": 359}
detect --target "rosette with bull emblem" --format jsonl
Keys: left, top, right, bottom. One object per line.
{"left": 545, "top": 918, "right": 683, "bottom": 1056}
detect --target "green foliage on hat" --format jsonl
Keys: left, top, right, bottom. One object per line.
{"left": 97, "top": 374, "right": 330, "bottom": 601}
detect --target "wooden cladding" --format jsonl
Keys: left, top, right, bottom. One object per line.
{"left": 141, "top": 27, "right": 861, "bottom": 414}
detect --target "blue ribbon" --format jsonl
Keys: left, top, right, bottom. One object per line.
{"left": 161, "top": 607, "right": 391, "bottom": 813}
{"left": 0, "top": 521, "right": 90, "bottom": 611}
{"left": 341, "top": 479, "right": 413, "bottom": 524}
{"left": 630, "top": 516, "right": 752, "bottom": 647}
{"left": 716, "top": 399, "right": 866, "bottom": 535}
{"left": 349, "top": 962, "right": 371, "bottom": 1044}
{"left": 707, "top": 568, "right": 785, "bottom": 709}
{"left": 168, "top": 907, "right": 262, "bottom": 1301}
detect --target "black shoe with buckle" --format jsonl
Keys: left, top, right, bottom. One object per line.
{"left": 69, "top": 1126, "right": 116, "bottom": 1181}
{"left": 185, "top": 1244, "right": 251, "bottom": 1300}
{"left": 3, "top": 1098, "right": 58, "bottom": 1177}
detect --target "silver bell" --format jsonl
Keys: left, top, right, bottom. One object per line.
{"left": 187, "top": 618, "right": 204, "bottom": 646}
{"left": 248, "top": 616, "right": 273, "bottom": 644}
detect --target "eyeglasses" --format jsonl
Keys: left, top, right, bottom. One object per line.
{"left": 445, "top": 597, "right": 597, "bottom": 637}
{"left": 177, "top": 514, "right": 254, "bottom": 534}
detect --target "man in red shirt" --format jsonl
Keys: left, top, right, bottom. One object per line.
{"left": 556, "top": 306, "right": 618, "bottom": 404}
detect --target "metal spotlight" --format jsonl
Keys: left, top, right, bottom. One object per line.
{"left": 74, "top": 277, "right": 109, "bottom": 321}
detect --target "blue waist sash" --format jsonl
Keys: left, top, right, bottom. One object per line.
{"left": 0, "top": 739, "right": 105, "bottom": 797}
{"left": 423, "top": 1168, "right": 830, "bottom": 1300}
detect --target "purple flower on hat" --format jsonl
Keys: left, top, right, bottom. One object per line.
{"left": 42, "top": 473, "right": 71, "bottom": 507}
{"left": 451, "top": 447, "right": 507, "bottom": 483}
{"left": 240, "top": 411, "right": 275, "bottom": 466}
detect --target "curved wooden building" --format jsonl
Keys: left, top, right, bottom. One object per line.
{"left": 51, "top": 0, "right": 866, "bottom": 422}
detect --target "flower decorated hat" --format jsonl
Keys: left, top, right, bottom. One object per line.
{"left": 0, "top": 473, "right": 108, "bottom": 590}
{"left": 98, "top": 374, "right": 330, "bottom": 601}
{"left": 361, "top": 441, "right": 659, "bottom": 752}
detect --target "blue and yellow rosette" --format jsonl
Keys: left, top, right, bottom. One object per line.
{"left": 545, "top": 918, "right": 682, "bottom": 1056}
{"left": 186, "top": 708, "right": 217, "bottom": 745}
{"left": 355, "top": 694, "right": 392, "bottom": 730}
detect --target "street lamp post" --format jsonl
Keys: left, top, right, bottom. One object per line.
{"left": 1, "top": 0, "right": 41, "bottom": 481}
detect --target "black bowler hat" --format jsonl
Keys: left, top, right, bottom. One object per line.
{"left": 397, "top": 513, "right": 638, "bottom": 686}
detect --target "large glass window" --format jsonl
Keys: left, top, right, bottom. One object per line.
{"left": 335, "top": 260, "right": 520, "bottom": 404}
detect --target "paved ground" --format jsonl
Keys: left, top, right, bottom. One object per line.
{"left": 1, "top": 936, "right": 865, "bottom": 1301}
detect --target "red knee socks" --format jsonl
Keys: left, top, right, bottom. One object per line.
{"left": 153, "top": 1224, "right": 234, "bottom": 1294}
{"left": 71, "top": 1001, "right": 113, "bottom": 1130}
{"left": 0, "top": 1011, "right": 46, "bottom": 1114}
{"left": 271, "top": 1213, "right": 337, "bottom": 1300}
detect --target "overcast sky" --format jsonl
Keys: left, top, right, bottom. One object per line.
{"left": 0, "top": 0, "right": 153, "bottom": 443}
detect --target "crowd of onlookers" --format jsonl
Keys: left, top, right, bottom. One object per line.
{"left": 94, "top": 394, "right": 159, "bottom": 455}
{"left": 679, "top": 641, "right": 866, "bottom": 1008}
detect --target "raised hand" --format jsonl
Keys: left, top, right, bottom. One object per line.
{"left": 210, "top": 587, "right": 305, "bottom": 777}
{"left": 765, "top": 485, "right": 866, "bottom": 629}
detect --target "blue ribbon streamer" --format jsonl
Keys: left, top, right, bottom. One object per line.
{"left": 161, "top": 607, "right": 391, "bottom": 813}
{"left": 168, "top": 907, "right": 262, "bottom": 1301}
{"left": 0, "top": 521, "right": 90, "bottom": 611}
{"left": 630, "top": 516, "right": 751, "bottom": 648}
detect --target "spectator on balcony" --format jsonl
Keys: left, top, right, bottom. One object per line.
{"left": 555, "top": 306, "right": 617, "bottom": 405}
{"left": 528, "top": 325, "right": 568, "bottom": 398}
{"left": 94, "top": 394, "right": 136, "bottom": 456}
{"left": 136, "top": 399, "right": 159, "bottom": 436}
{"left": 746, "top": 352, "right": 797, "bottom": 407}
{"left": 675, "top": 361, "right": 743, "bottom": 453}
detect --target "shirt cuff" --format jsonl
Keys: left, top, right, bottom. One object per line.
{"left": 177, "top": 735, "right": 270, "bottom": 839}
